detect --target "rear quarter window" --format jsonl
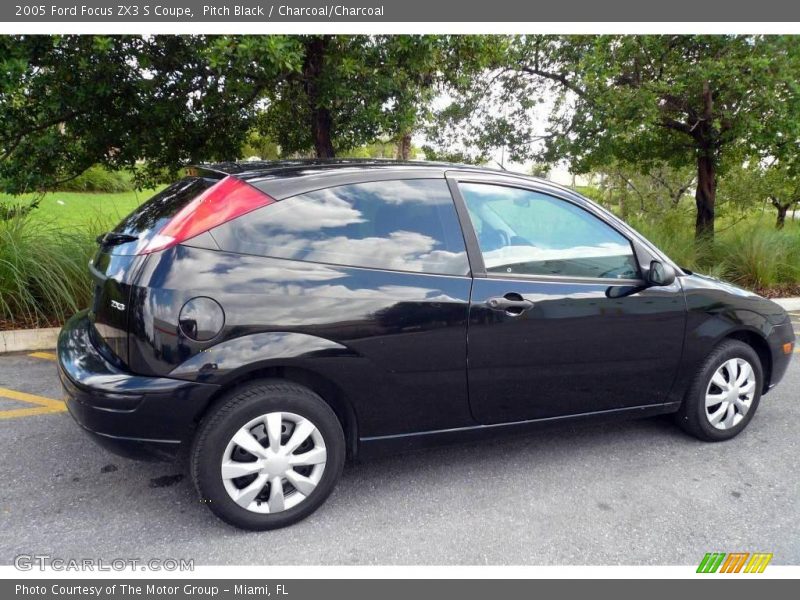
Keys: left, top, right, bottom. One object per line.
{"left": 210, "top": 179, "right": 470, "bottom": 276}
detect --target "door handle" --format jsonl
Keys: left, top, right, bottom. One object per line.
{"left": 485, "top": 293, "right": 534, "bottom": 316}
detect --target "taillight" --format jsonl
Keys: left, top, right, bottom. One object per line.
{"left": 139, "top": 176, "right": 274, "bottom": 254}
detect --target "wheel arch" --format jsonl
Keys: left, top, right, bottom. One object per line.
{"left": 720, "top": 329, "right": 773, "bottom": 393}
{"left": 189, "top": 365, "right": 360, "bottom": 459}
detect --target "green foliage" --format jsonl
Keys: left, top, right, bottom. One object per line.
{"left": 719, "top": 160, "right": 800, "bottom": 227}
{"left": 0, "top": 187, "right": 154, "bottom": 327}
{"left": 240, "top": 130, "right": 282, "bottom": 161}
{"left": 340, "top": 140, "right": 408, "bottom": 159}
{"left": 529, "top": 163, "right": 552, "bottom": 178}
{"left": 2, "top": 34, "right": 486, "bottom": 190}
{"left": 0, "top": 196, "right": 40, "bottom": 221}
{"left": 56, "top": 165, "right": 134, "bottom": 193}
{"left": 595, "top": 163, "right": 696, "bottom": 214}
{"left": 433, "top": 35, "right": 800, "bottom": 236}
{"left": 464, "top": 35, "right": 800, "bottom": 171}
{"left": 258, "top": 35, "right": 450, "bottom": 157}
{"left": 0, "top": 35, "right": 305, "bottom": 193}
{"left": 0, "top": 216, "right": 99, "bottom": 327}
{"left": 420, "top": 145, "right": 486, "bottom": 165}
{"left": 626, "top": 209, "right": 800, "bottom": 290}
{"left": 626, "top": 210, "right": 704, "bottom": 271}
{"left": 713, "top": 223, "right": 800, "bottom": 289}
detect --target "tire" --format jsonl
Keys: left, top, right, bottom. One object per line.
{"left": 675, "top": 339, "right": 763, "bottom": 442}
{"left": 191, "top": 379, "right": 345, "bottom": 530}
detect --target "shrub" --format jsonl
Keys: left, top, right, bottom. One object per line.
{"left": 626, "top": 210, "right": 703, "bottom": 271}
{"left": 0, "top": 216, "right": 98, "bottom": 328}
{"left": 0, "top": 197, "right": 41, "bottom": 221}
{"left": 616, "top": 210, "right": 800, "bottom": 290}
{"left": 714, "top": 222, "right": 800, "bottom": 290}
{"left": 56, "top": 165, "right": 134, "bottom": 193}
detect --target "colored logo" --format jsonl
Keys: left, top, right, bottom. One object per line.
{"left": 697, "top": 552, "right": 773, "bottom": 573}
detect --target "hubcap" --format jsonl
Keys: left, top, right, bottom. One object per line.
{"left": 705, "top": 358, "right": 756, "bottom": 430}
{"left": 221, "top": 412, "right": 326, "bottom": 514}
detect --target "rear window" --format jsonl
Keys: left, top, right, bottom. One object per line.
{"left": 210, "top": 179, "right": 470, "bottom": 276}
{"left": 109, "top": 177, "right": 218, "bottom": 255}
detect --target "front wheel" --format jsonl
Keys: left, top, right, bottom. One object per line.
{"left": 191, "top": 380, "right": 345, "bottom": 530}
{"left": 675, "top": 339, "right": 763, "bottom": 442}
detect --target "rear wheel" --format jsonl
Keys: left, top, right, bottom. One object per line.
{"left": 191, "top": 380, "right": 345, "bottom": 530}
{"left": 675, "top": 340, "right": 763, "bottom": 442}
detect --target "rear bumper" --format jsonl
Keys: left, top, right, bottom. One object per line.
{"left": 57, "top": 310, "right": 220, "bottom": 461}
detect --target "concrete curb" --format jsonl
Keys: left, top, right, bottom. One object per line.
{"left": 772, "top": 297, "right": 800, "bottom": 311}
{"left": 0, "top": 327, "right": 61, "bottom": 354}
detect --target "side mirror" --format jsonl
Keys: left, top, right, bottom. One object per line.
{"left": 647, "top": 260, "right": 676, "bottom": 287}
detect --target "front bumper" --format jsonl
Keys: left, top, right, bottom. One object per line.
{"left": 57, "top": 310, "right": 219, "bottom": 461}
{"left": 766, "top": 321, "right": 795, "bottom": 392}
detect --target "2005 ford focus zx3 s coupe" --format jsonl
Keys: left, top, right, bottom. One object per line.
{"left": 58, "top": 160, "right": 795, "bottom": 530}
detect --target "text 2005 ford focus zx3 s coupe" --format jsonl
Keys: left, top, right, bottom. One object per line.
{"left": 58, "top": 160, "right": 795, "bottom": 530}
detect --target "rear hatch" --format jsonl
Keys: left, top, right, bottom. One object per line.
{"left": 89, "top": 176, "right": 220, "bottom": 366}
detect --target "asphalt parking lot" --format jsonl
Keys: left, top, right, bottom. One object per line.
{"left": 0, "top": 313, "right": 798, "bottom": 566}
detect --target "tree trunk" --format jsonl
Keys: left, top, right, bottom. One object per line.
{"left": 771, "top": 197, "right": 795, "bottom": 229}
{"left": 617, "top": 173, "right": 628, "bottom": 219}
{"left": 695, "top": 153, "right": 716, "bottom": 239}
{"left": 693, "top": 82, "right": 718, "bottom": 240}
{"left": 312, "top": 108, "right": 335, "bottom": 159}
{"left": 396, "top": 133, "right": 412, "bottom": 160}
{"left": 303, "top": 36, "right": 335, "bottom": 159}
{"left": 776, "top": 205, "right": 788, "bottom": 229}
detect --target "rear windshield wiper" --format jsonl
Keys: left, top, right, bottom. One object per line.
{"left": 96, "top": 232, "right": 139, "bottom": 246}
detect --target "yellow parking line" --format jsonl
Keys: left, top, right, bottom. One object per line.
{"left": 28, "top": 351, "right": 57, "bottom": 361}
{"left": 0, "top": 406, "right": 65, "bottom": 420}
{"left": 0, "top": 387, "right": 65, "bottom": 419}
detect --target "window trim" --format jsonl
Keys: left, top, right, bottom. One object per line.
{"left": 446, "top": 171, "right": 648, "bottom": 286}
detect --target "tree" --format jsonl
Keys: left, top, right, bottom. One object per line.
{"left": 240, "top": 128, "right": 282, "bottom": 160}
{"left": 258, "top": 35, "right": 396, "bottom": 158}
{"left": 340, "top": 140, "right": 414, "bottom": 159}
{"left": 529, "top": 162, "right": 552, "bottom": 179}
{"left": 259, "top": 35, "right": 470, "bottom": 159}
{"left": 434, "top": 35, "right": 800, "bottom": 239}
{"left": 721, "top": 161, "right": 800, "bottom": 229}
{"left": 1, "top": 34, "right": 508, "bottom": 193}
{"left": 377, "top": 35, "right": 499, "bottom": 160}
{"left": 597, "top": 162, "right": 696, "bottom": 215}
{"left": 0, "top": 35, "right": 303, "bottom": 193}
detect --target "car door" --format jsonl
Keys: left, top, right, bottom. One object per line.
{"left": 448, "top": 173, "right": 687, "bottom": 424}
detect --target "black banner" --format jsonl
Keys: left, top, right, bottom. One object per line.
{"left": 2, "top": 0, "right": 799, "bottom": 23}
{"left": 4, "top": 579, "right": 798, "bottom": 600}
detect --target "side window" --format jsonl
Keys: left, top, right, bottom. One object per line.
{"left": 459, "top": 182, "right": 640, "bottom": 280}
{"left": 211, "top": 179, "right": 470, "bottom": 276}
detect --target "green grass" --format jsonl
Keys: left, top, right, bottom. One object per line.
{"left": 1, "top": 188, "right": 156, "bottom": 231}
{"left": 713, "top": 221, "right": 800, "bottom": 290}
{"left": 0, "top": 215, "right": 99, "bottom": 328}
{"left": 628, "top": 210, "right": 800, "bottom": 291}
{"left": 0, "top": 189, "right": 155, "bottom": 328}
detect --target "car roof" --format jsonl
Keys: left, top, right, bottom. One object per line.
{"left": 190, "top": 158, "right": 518, "bottom": 181}
{"left": 188, "top": 158, "right": 584, "bottom": 199}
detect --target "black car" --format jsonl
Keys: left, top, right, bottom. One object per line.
{"left": 58, "top": 160, "right": 795, "bottom": 530}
